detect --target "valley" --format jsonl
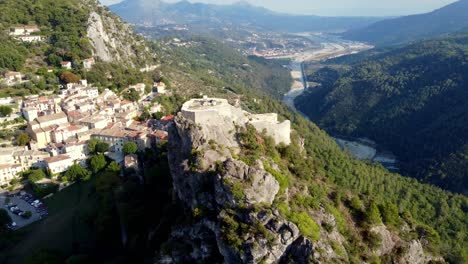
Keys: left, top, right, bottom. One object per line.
{"left": 279, "top": 34, "right": 399, "bottom": 168}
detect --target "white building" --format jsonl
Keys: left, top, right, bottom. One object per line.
{"left": 83, "top": 58, "right": 95, "bottom": 70}
{"left": 80, "top": 116, "right": 109, "bottom": 130}
{"left": 4, "top": 71, "right": 22, "bottom": 85}
{"left": 0, "top": 164, "right": 22, "bottom": 186}
{"left": 22, "top": 107, "right": 38, "bottom": 121}
{"left": 61, "top": 61, "right": 72, "bottom": 69}
{"left": 154, "top": 82, "right": 166, "bottom": 94}
{"left": 63, "top": 141, "right": 87, "bottom": 161}
{"left": 44, "top": 154, "right": 74, "bottom": 174}
{"left": 10, "top": 25, "right": 40, "bottom": 36}
{"left": 13, "top": 150, "right": 50, "bottom": 170}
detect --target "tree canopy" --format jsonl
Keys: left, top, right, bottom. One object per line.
{"left": 64, "top": 164, "right": 91, "bottom": 182}
{"left": 123, "top": 142, "right": 138, "bottom": 155}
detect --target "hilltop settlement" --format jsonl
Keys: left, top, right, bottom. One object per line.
{"left": 0, "top": 78, "right": 172, "bottom": 187}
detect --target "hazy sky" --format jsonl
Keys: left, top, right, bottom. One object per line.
{"left": 100, "top": 0, "right": 458, "bottom": 16}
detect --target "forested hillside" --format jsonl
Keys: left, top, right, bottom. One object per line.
{"left": 342, "top": 0, "right": 468, "bottom": 46}
{"left": 151, "top": 37, "right": 292, "bottom": 99}
{"left": 296, "top": 31, "right": 468, "bottom": 194}
{"left": 0, "top": 0, "right": 155, "bottom": 97}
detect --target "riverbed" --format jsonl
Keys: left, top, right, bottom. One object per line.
{"left": 281, "top": 33, "right": 399, "bottom": 171}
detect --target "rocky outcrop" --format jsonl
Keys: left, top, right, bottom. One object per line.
{"left": 371, "top": 225, "right": 397, "bottom": 256}
{"left": 396, "top": 240, "right": 444, "bottom": 264}
{"left": 215, "top": 159, "right": 280, "bottom": 207}
{"left": 162, "top": 114, "right": 309, "bottom": 263}
{"left": 87, "top": 7, "right": 153, "bottom": 66}
{"left": 162, "top": 106, "right": 442, "bottom": 264}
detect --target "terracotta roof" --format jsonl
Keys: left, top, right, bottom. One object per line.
{"left": 161, "top": 115, "right": 175, "bottom": 121}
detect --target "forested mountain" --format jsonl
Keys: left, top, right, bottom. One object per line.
{"left": 0, "top": 0, "right": 156, "bottom": 96}
{"left": 1, "top": 0, "right": 154, "bottom": 66}
{"left": 110, "top": 0, "right": 382, "bottom": 32}
{"left": 150, "top": 37, "right": 292, "bottom": 99}
{"left": 296, "top": 31, "right": 468, "bottom": 194}
{"left": 342, "top": 0, "right": 468, "bottom": 46}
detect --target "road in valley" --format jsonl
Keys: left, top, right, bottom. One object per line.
{"left": 280, "top": 34, "right": 399, "bottom": 170}
{"left": 283, "top": 33, "right": 372, "bottom": 111}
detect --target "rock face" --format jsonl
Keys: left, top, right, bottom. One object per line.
{"left": 396, "top": 240, "right": 444, "bottom": 264}
{"left": 163, "top": 113, "right": 306, "bottom": 263}
{"left": 87, "top": 7, "right": 153, "bottom": 66}
{"left": 371, "top": 225, "right": 396, "bottom": 256}
{"left": 162, "top": 103, "right": 443, "bottom": 264}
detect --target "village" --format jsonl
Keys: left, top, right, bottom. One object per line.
{"left": 0, "top": 72, "right": 172, "bottom": 190}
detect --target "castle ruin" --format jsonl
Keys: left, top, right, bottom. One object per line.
{"left": 180, "top": 98, "right": 291, "bottom": 146}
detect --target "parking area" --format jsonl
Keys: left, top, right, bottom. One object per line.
{"left": 0, "top": 192, "right": 48, "bottom": 229}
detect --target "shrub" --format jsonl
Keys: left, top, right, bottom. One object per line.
{"left": 289, "top": 212, "right": 320, "bottom": 241}
{"left": 365, "top": 230, "right": 383, "bottom": 250}
{"left": 26, "top": 169, "right": 46, "bottom": 183}
{"left": 264, "top": 164, "right": 289, "bottom": 194}
{"left": 23, "top": 211, "right": 32, "bottom": 219}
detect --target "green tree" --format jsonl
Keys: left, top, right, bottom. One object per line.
{"left": 17, "top": 132, "right": 30, "bottom": 146}
{"left": 379, "top": 202, "right": 401, "bottom": 227}
{"left": 0, "top": 209, "right": 12, "bottom": 230}
{"left": 23, "top": 211, "right": 32, "bottom": 219}
{"left": 107, "top": 161, "right": 121, "bottom": 173}
{"left": 123, "top": 88, "right": 140, "bottom": 102}
{"left": 95, "top": 142, "right": 109, "bottom": 154}
{"left": 0, "top": 105, "right": 13, "bottom": 117}
{"left": 152, "top": 111, "right": 164, "bottom": 120}
{"left": 123, "top": 142, "right": 138, "bottom": 155}
{"left": 87, "top": 138, "right": 99, "bottom": 154}
{"left": 27, "top": 169, "right": 46, "bottom": 183}
{"left": 90, "top": 154, "right": 107, "bottom": 174}
{"left": 366, "top": 202, "right": 382, "bottom": 225}
{"left": 64, "top": 164, "right": 91, "bottom": 182}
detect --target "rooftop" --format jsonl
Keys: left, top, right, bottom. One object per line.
{"left": 182, "top": 98, "right": 229, "bottom": 111}
{"left": 44, "top": 154, "right": 72, "bottom": 164}
{"left": 36, "top": 112, "right": 67, "bottom": 123}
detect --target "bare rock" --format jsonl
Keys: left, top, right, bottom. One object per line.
{"left": 371, "top": 225, "right": 396, "bottom": 256}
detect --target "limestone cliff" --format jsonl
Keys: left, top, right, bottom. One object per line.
{"left": 162, "top": 106, "right": 442, "bottom": 263}
{"left": 86, "top": 1, "right": 154, "bottom": 67}
{"left": 163, "top": 114, "right": 306, "bottom": 263}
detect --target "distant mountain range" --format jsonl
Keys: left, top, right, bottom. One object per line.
{"left": 109, "top": 0, "right": 383, "bottom": 32}
{"left": 342, "top": 0, "right": 468, "bottom": 45}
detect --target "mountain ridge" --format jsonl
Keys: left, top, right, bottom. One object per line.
{"left": 342, "top": 0, "right": 468, "bottom": 45}
{"left": 109, "top": 0, "right": 383, "bottom": 32}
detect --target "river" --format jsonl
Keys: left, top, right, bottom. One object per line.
{"left": 282, "top": 33, "right": 399, "bottom": 171}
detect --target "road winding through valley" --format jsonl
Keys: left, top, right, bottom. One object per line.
{"left": 281, "top": 34, "right": 398, "bottom": 169}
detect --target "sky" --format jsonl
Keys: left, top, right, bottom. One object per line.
{"left": 100, "top": 0, "right": 459, "bottom": 16}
